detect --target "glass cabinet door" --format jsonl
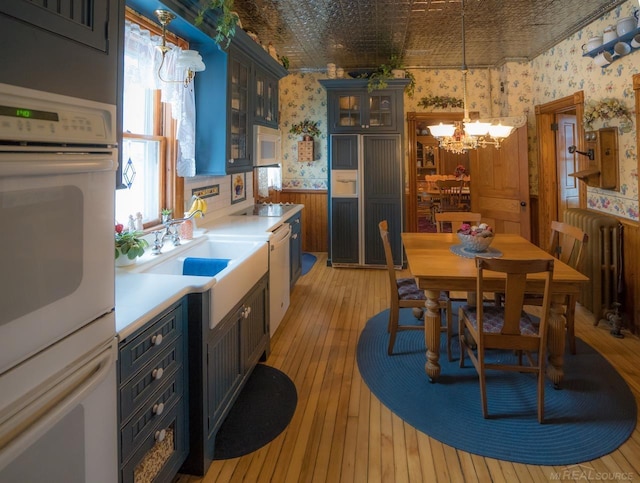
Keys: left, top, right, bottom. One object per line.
{"left": 334, "top": 93, "right": 364, "bottom": 130}
{"left": 228, "top": 49, "right": 251, "bottom": 171}
{"left": 368, "top": 92, "right": 394, "bottom": 129}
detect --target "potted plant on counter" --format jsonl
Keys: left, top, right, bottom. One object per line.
{"left": 115, "top": 223, "right": 149, "bottom": 266}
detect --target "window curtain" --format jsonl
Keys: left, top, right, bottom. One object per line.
{"left": 257, "top": 167, "right": 282, "bottom": 198}
{"left": 124, "top": 20, "right": 197, "bottom": 177}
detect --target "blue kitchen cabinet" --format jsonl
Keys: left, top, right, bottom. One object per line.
{"left": 193, "top": 34, "right": 287, "bottom": 174}
{"left": 0, "top": 0, "right": 124, "bottom": 105}
{"left": 330, "top": 198, "right": 359, "bottom": 264}
{"left": 287, "top": 211, "right": 303, "bottom": 288}
{"left": 254, "top": 64, "right": 280, "bottom": 128}
{"left": 322, "top": 80, "right": 406, "bottom": 267}
{"left": 182, "top": 274, "right": 269, "bottom": 476}
{"left": 331, "top": 135, "right": 359, "bottom": 169}
{"left": 118, "top": 299, "right": 189, "bottom": 483}
{"left": 321, "top": 79, "right": 408, "bottom": 134}
{"left": 125, "top": 0, "right": 287, "bottom": 176}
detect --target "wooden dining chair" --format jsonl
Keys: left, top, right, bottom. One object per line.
{"left": 494, "top": 220, "right": 588, "bottom": 354}
{"left": 434, "top": 212, "right": 482, "bottom": 233}
{"left": 459, "top": 257, "right": 555, "bottom": 423}
{"left": 434, "top": 179, "right": 469, "bottom": 213}
{"left": 379, "top": 220, "right": 453, "bottom": 359}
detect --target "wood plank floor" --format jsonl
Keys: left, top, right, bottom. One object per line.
{"left": 176, "top": 252, "right": 640, "bottom": 483}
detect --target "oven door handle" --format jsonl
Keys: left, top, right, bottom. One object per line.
{"left": 0, "top": 339, "right": 116, "bottom": 470}
{"left": 0, "top": 153, "right": 116, "bottom": 177}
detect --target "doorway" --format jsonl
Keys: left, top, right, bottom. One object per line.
{"left": 556, "top": 111, "right": 580, "bottom": 220}
{"left": 535, "top": 91, "right": 585, "bottom": 245}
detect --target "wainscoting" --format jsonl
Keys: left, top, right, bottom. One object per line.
{"left": 267, "top": 189, "right": 328, "bottom": 253}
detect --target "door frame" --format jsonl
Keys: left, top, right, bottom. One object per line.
{"left": 534, "top": 91, "right": 586, "bottom": 246}
{"left": 406, "top": 112, "right": 466, "bottom": 232}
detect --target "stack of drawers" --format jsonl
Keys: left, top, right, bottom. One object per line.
{"left": 118, "top": 300, "right": 189, "bottom": 483}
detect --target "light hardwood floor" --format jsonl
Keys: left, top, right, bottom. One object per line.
{"left": 176, "top": 252, "right": 640, "bottom": 483}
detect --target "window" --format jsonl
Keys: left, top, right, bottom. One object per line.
{"left": 116, "top": 9, "right": 185, "bottom": 229}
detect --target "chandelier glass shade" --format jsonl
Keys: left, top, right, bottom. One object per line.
{"left": 427, "top": 0, "right": 514, "bottom": 154}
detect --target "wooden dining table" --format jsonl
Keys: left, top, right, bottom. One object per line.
{"left": 402, "top": 232, "right": 589, "bottom": 386}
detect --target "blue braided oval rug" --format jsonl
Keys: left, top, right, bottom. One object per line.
{"left": 356, "top": 308, "right": 637, "bottom": 465}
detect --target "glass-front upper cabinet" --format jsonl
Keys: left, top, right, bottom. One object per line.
{"left": 368, "top": 92, "right": 394, "bottom": 129}
{"left": 322, "top": 80, "right": 407, "bottom": 133}
{"left": 254, "top": 66, "right": 279, "bottom": 128}
{"left": 332, "top": 91, "right": 366, "bottom": 131}
{"left": 227, "top": 46, "right": 252, "bottom": 173}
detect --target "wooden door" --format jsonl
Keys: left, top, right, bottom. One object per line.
{"left": 556, "top": 113, "right": 580, "bottom": 220}
{"left": 470, "top": 125, "right": 531, "bottom": 239}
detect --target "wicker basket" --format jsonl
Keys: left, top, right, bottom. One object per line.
{"left": 457, "top": 232, "right": 494, "bottom": 252}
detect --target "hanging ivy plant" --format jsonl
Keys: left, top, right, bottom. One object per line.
{"left": 583, "top": 98, "right": 633, "bottom": 132}
{"left": 194, "top": 0, "right": 239, "bottom": 48}
{"left": 418, "top": 95, "right": 464, "bottom": 110}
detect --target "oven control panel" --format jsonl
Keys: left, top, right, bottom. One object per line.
{"left": 0, "top": 83, "right": 115, "bottom": 146}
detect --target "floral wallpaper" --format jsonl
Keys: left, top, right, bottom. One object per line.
{"left": 279, "top": 73, "right": 329, "bottom": 190}
{"left": 528, "top": 1, "right": 639, "bottom": 220}
{"left": 278, "top": 0, "right": 639, "bottom": 221}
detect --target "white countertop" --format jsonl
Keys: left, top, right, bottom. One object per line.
{"left": 199, "top": 203, "right": 303, "bottom": 238}
{"left": 115, "top": 203, "right": 303, "bottom": 340}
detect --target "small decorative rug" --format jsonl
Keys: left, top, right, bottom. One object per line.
{"left": 213, "top": 364, "right": 297, "bottom": 460}
{"left": 356, "top": 308, "right": 637, "bottom": 465}
{"left": 301, "top": 253, "right": 317, "bottom": 275}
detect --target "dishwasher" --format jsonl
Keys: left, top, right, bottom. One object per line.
{"left": 268, "top": 222, "right": 292, "bottom": 336}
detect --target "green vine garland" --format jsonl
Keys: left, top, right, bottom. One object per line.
{"left": 418, "top": 95, "right": 464, "bottom": 110}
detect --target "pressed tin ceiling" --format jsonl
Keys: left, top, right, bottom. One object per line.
{"left": 227, "top": 0, "right": 629, "bottom": 71}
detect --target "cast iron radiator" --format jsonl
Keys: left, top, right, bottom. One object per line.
{"left": 563, "top": 208, "right": 622, "bottom": 319}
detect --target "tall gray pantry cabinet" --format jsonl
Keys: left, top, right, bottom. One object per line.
{"left": 320, "top": 79, "right": 408, "bottom": 267}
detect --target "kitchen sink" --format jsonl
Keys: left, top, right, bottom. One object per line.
{"left": 133, "top": 236, "right": 269, "bottom": 328}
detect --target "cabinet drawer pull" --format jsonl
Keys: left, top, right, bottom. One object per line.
{"left": 295, "top": 219, "right": 300, "bottom": 224}
{"left": 292, "top": 233, "right": 298, "bottom": 239}
{"left": 152, "top": 367, "right": 164, "bottom": 380}
{"left": 155, "top": 429, "right": 166, "bottom": 443}
{"left": 152, "top": 402, "right": 165, "bottom": 416}
{"left": 151, "top": 333, "right": 163, "bottom": 346}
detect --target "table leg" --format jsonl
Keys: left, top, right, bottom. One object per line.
{"left": 424, "top": 289, "right": 442, "bottom": 382}
{"left": 546, "top": 297, "right": 566, "bottom": 388}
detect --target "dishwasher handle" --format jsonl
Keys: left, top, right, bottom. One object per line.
{"left": 270, "top": 223, "right": 291, "bottom": 250}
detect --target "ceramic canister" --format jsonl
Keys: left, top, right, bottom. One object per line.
{"left": 603, "top": 26, "right": 617, "bottom": 44}
{"left": 617, "top": 15, "right": 637, "bottom": 36}
{"left": 583, "top": 36, "right": 603, "bottom": 53}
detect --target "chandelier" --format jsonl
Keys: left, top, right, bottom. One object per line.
{"left": 427, "top": 0, "right": 514, "bottom": 154}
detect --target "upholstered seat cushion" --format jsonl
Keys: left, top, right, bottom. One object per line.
{"left": 459, "top": 304, "right": 539, "bottom": 336}
{"left": 396, "top": 278, "right": 447, "bottom": 302}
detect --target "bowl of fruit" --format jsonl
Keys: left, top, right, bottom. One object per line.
{"left": 456, "top": 222, "right": 494, "bottom": 252}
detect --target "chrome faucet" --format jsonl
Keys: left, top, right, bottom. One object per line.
{"left": 151, "top": 210, "right": 204, "bottom": 254}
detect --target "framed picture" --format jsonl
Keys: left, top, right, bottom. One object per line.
{"left": 231, "top": 173, "right": 246, "bottom": 204}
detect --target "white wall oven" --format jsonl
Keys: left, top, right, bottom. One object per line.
{"left": 0, "top": 83, "right": 118, "bottom": 482}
